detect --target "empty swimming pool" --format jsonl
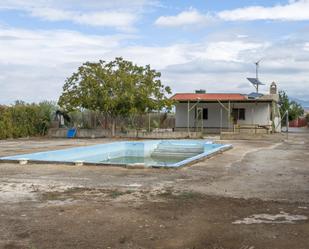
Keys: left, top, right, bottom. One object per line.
{"left": 0, "top": 140, "right": 232, "bottom": 168}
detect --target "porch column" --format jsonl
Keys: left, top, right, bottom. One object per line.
{"left": 251, "top": 108, "right": 254, "bottom": 125}
{"left": 187, "top": 101, "right": 190, "bottom": 136}
{"left": 267, "top": 103, "right": 270, "bottom": 124}
{"left": 228, "top": 101, "right": 231, "bottom": 131}
{"left": 220, "top": 108, "right": 222, "bottom": 133}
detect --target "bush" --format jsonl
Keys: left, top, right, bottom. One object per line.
{"left": 0, "top": 101, "right": 57, "bottom": 139}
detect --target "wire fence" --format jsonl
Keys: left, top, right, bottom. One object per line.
{"left": 58, "top": 111, "right": 175, "bottom": 132}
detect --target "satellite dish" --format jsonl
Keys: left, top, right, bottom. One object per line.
{"left": 247, "top": 59, "right": 265, "bottom": 93}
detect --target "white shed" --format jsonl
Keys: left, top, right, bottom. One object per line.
{"left": 171, "top": 90, "right": 281, "bottom": 134}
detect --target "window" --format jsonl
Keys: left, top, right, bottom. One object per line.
{"left": 232, "top": 108, "right": 245, "bottom": 120}
{"left": 203, "top": 108, "right": 208, "bottom": 120}
{"left": 195, "top": 108, "right": 208, "bottom": 120}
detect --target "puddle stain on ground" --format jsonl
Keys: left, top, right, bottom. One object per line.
{"left": 233, "top": 211, "right": 308, "bottom": 224}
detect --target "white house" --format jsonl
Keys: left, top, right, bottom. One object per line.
{"left": 171, "top": 82, "right": 281, "bottom": 133}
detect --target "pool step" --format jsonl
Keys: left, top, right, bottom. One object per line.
{"left": 151, "top": 142, "right": 204, "bottom": 158}
{"left": 153, "top": 147, "right": 203, "bottom": 152}
{"left": 151, "top": 151, "right": 201, "bottom": 158}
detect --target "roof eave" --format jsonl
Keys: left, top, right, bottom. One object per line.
{"left": 175, "top": 99, "right": 276, "bottom": 103}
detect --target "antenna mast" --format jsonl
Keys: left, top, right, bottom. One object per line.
{"left": 255, "top": 61, "right": 259, "bottom": 91}
{"left": 255, "top": 61, "right": 259, "bottom": 79}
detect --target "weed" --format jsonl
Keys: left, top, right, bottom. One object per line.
{"left": 108, "top": 189, "right": 133, "bottom": 199}
{"left": 158, "top": 189, "right": 203, "bottom": 200}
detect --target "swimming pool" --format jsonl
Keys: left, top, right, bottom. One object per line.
{"left": 0, "top": 140, "right": 232, "bottom": 168}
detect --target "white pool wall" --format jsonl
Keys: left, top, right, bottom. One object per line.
{"left": 0, "top": 140, "right": 232, "bottom": 167}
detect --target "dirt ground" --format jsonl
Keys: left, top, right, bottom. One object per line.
{"left": 0, "top": 131, "right": 309, "bottom": 249}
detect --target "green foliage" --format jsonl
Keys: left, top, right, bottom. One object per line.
{"left": 289, "top": 101, "right": 304, "bottom": 121}
{"left": 0, "top": 101, "right": 57, "bottom": 139}
{"left": 279, "top": 90, "right": 289, "bottom": 120}
{"left": 279, "top": 90, "right": 304, "bottom": 125}
{"left": 306, "top": 113, "right": 309, "bottom": 123}
{"left": 58, "top": 57, "right": 173, "bottom": 134}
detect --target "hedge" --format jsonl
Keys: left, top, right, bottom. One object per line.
{"left": 0, "top": 101, "right": 56, "bottom": 139}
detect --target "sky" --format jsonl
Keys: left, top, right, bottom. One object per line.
{"left": 1, "top": 0, "right": 309, "bottom": 104}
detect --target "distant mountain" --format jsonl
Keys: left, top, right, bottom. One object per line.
{"left": 290, "top": 97, "right": 309, "bottom": 109}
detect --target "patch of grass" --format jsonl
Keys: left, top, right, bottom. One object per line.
{"left": 41, "top": 187, "right": 135, "bottom": 201}
{"left": 41, "top": 187, "right": 92, "bottom": 201}
{"left": 108, "top": 190, "right": 133, "bottom": 199}
{"left": 175, "top": 191, "right": 203, "bottom": 200}
{"left": 157, "top": 188, "right": 174, "bottom": 198}
{"left": 41, "top": 191, "right": 62, "bottom": 201}
{"left": 158, "top": 189, "right": 203, "bottom": 200}
{"left": 64, "top": 187, "right": 92, "bottom": 194}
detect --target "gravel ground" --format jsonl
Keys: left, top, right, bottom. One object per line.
{"left": 0, "top": 132, "right": 308, "bottom": 249}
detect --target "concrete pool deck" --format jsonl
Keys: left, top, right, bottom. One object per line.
{"left": 0, "top": 131, "right": 309, "bottom": 248}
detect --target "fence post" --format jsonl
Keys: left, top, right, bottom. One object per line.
{"left": 286, "top": 110, "right": 289, "bottom": 133}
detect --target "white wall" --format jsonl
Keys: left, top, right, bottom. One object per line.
{"left": 175, "top": 102, "right": 271, "bottom": 128}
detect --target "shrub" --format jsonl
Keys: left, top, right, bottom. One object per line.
{"left": 0, "top": 101, "right": 57, "bottom": 139}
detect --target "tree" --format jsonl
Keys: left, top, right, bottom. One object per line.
{"left": 279, "top": 90, "right": 289, "bottom": 121}
{"left": 279, "top": 90, "right": 304, "bottom": 125}
{"left": 289, "top": 101, "right": 304, "bottom": 121}
{"left": 58, "top": 57, "right": 173, "bottom": 136}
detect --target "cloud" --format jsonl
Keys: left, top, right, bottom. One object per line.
{"left": 218, "top": 0, "right": 309, "bottom": 21}
{"left": 0, "top": 0, "right": 158, "bottom": 31}
{"left": 164, "top": 60, "right": 250, "bottom": 75}
{"left": 29, "top": 8, "right": 137, "bottom": 31}
{"left": 0, "top": 27, "right": 134, "bottom": 103}
{"left": 155, "top": 9, "right": 212, "bottom": 27}
{"left": 204, "top": 41, "right": 266, "bottom": 62}
{"left": 155, "top": 1, "right": 309, "bottom": 28}
{"left": 0, "top": 0, "right": 158, "bottom": 10}
{"left": 0, "top": 26, "right": 309, "bottom": 104}
{"left": 304, "top": 42, "right": 309, "bottom": 51}
{"left": 0, "top": 28, "right": 132, "bottom": 65}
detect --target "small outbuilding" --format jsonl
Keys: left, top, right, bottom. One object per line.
{"left": 171, "top": 83, "right": 281, "bottom": 134}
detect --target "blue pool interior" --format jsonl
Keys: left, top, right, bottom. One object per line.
{"left": 0, "top": 140, "right": 232, "bottom": 168}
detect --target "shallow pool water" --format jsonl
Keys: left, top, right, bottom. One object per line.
{"left": 0, "top": 140, "right": 232, "bottom": 168}
{"left": 101, "top": 155, "right": 188, "bottom": 166}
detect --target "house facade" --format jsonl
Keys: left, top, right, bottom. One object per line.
{"left": 171, "top": 83, "right": 281, "bottom": 133}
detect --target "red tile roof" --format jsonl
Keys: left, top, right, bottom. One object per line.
{"left": 171, "top": 93, "right": 247, "bottom": 101}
